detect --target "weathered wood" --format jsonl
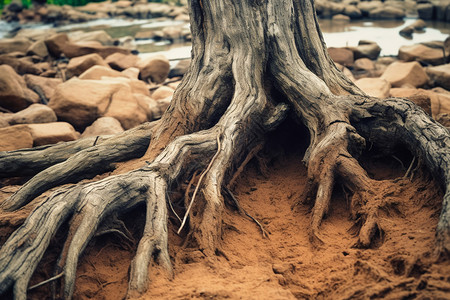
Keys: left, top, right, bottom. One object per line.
{"left": 0, "top": 0, "right": 449, "bottom": 299}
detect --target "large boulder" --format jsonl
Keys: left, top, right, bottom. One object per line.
{"left": 139, "top": 55, "right": 170, "bottom": 84}
{"left": 327, "top": 47, "right": 354, "bottom": 66}
{"left": 49, "top": 78, "right": 149, "bottom": 130}
{"left": 426, "top": 64, "right": 450, "bottom": 90}
{"left": 66, "top": 53, "right": 109, "bottom": 78}
{"left": 0, "top": 125, "right": 33, "bottom": 151}
{"left": 105, "top": 52, "right": 140, "bottom": 71}
{"left": 0, "top": 65, "right": 39, "bottom": 112}
{"left": 369, "top": 6, "right": 405, "bottom": 19}
{"left": 81, "top": 117, "right": 124, "bottom": 138}
{"left": 44, "top": 33, "right": 70, "bottom": 57}
{"left": 27, "top": 122, "right": 79, "bottom": 146}
{"left": 48, "top": 78, "right": 118, "bottom": 129}
{"left": 355, "top": 78, "right": 391, "bottom": 98}
{"left": 381, "top": 61, "right": 429, "bottom": 88}
{"left": 0, "top": 38, "right": 32, "bottom": 55}
{"left": 398, "top": 44, "right": 445, "bottom": 66}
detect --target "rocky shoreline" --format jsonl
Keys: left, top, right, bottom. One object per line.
{"left": 0, "top": 1, "right": 449, "bottom": 152}
{"left": 2, "top": 0, "right": 450, "bottom": 26}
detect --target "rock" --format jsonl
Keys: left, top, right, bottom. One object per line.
{"left": 347, "top": 43, "right": 381, "bottom": 60}
{"left": 102, "top": 83, "right": 149, "bottom": 129}
{"left": 81, "top": 116, "right": 124, "bottom": 138}
{"left": 417, "top": 3, "right": 434, "bottom": 20}
{"left": 27, "top": 122, "right": 78, "bottom": 146}
{"left": 66, "top": 53, "right": 109, "bottom": 78}
{"left": 436, "top": 113, "right": 450, "bottom": 127}
{"left": 433, "top": 93, "right": 450, "bottom": 117}
{"left": 381, "top": 61, "right": 429, "bottom": 88}
{"left": 335, "top": 63, "right": 355, "bottom": 82}
{"left": 100, "top": 77, "right": 150, "bottom": 96}
{"left": 0, "top": 54, "right": 43, "bottom": 75}
{"left": 122, "top": 67, "right": 140, "bottom": 79}
{"left": 399, "top": 26, "right": 414, "bottom": 37}
{"left": 357, "top": 1, "right": 383, "bottom": 17}
{"left": 7, "top": 103, "right": 57, "bottom": 125}
{"left": 327, "top": 47, "right": 354, "bottom": 66}
{"left": 369, "top": 6, "right": 405, "bottom": 19}
{"left": 49, "top": 78, "right": 117, "bottom": 129}
{"left": 105, "top": 52, "right": 140, "bottom": 71}
{"left": 162, "top": 26, "right": 183, "bottom": 41}
{"left": 0, "top": 65, "right": 39, "bottom": 112}
{"left": 151, "top": 86, "right": 175, "bottom": 101}
{"left": 49, "top": 78, "right": 149, "bottom": 130}
{"left": 26, "top": 40, "right": 49, "bottom": 58}
{"left": 332, "top": 14, "right": 350, "bottom": 21}
{"left": 355, "top": 78, "right": 391, "bottom": 98}
{"left": 390, "top": 88, "right": 438, "bottom": 117}
{"left": 398, "top": 44, "right": 445, "bottom": 66}
{"left": 0, "top": 125, "right": 33, "bottom": 151}
{"left": 69, "top": 30, "right": 114, "bottom": 46}
{"left": 343, "top": 5, "right": 362, "bottom": 19}
{"left": 0, "top": 38, "right": 32, "bottom": 55}
{"left": 410, "top": 19, "right": 427, "bottom": 31}
{"left": 426, "top": 64, "right": 450, "bottom": 90}
{"left": 354, "top": 58, "right": 375, "bottom": 72}
{"left": 44, "top": 33, "right": 70, "bottom": 57}
{"left": 139, "top": 55, "right": 170, "bottom": 84}
{"left": 24, "top": 74, "right": 62, "bottom": 102}
{"left": 78, "top": 65, "right": 124, "bottom": 80}
{"left": 168, "top": 59, "right": 191, "bottom": 78}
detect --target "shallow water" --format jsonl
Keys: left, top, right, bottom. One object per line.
{"left": 1, "top": 17, "right": 449, "bottom": 59}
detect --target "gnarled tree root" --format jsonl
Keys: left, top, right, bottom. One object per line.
{"left": 1, "top": 0, "right": 450, "bottom": 299}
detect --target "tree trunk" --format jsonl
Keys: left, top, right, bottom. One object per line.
{"left": 1, "top": 0, "right": 450, "bottom": 299}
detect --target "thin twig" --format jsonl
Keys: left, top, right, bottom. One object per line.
{"left": 224, "top": 187, "right": 270, "bottom": 238}
{"left": 167, "top": 191, "right": 182, "bottom": 223}
{"left": 28, "top": 272, "right": 64, "bottom": 291}
{"left": 392, "top": 155, "right": 405, "bottom": 170}
{"left": 178, "top": 135, "right": 221, "bottom": 234}
{"left": 403, "top": 156, "right": 416, "bottom": 179}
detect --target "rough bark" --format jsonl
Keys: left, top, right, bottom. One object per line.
{"left": 0, "top": 0, "right": 449, "bottom": 299}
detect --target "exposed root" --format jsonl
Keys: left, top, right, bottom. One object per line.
{"left": 0, "top": 123, "right": 153, "bottom": 212}
{"left": 223, "top": 187, "right": 270, "bottom": 238}
{"left": 178, "top": 135, "right": 221, "bottom": 234}
{"left": 28, "top": 272, "right": 64, "bottom": 291}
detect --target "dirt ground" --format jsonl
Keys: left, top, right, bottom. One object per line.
{"left": 2, "top": 143, "right": 450, "bottom": 299}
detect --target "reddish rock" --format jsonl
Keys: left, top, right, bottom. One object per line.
{"left": 0, "top": 65, "right": 39, "bottom": 112}
{"left": 66, "top": 53, "right": 109, "bottom": 78}
{"left": 398, "top": 44, "right": 445, "bottom": 66}
{"left": 0, "top": 125, "right": 33, "bottom": 151}
{"left": 139, "top": 55, "right": 170, "bottom": 84}
{"left": 381, "top": 61, "right": 429, "bottom": 88}
{"left": 355, "top": 78, "right": 391, "bottom": 98}
{"left": 426, "top": 64, "right": 450, "bottom": 90}
{"left": 81, "top": 117, "right": 124, "bottom": 138}
{"left": 105, "top": 52, "right": 140, "bottom": 71}
{"left": 151, "top": 86, "right": 175, "bottom": 101}
{"left": 328, "top": 47, "right": 354, "bottom": 66}
{"left": 27, "top": 122, "right": 79, "bottom": 146}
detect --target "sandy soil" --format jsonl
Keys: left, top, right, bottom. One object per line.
{"left": 3, "top": 147, "right": 450, "bottom": 300}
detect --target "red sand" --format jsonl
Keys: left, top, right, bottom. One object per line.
{"left": 3, "top": 151, "right": 450, "bottom": 299}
